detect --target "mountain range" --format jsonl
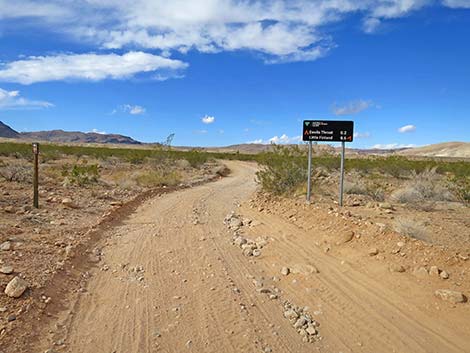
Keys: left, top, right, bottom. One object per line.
{"left": 0, "top": 121, "right": 141, "bottom": 145}
{"left": 1, "top": 120, "right": 468, "bottom": 158}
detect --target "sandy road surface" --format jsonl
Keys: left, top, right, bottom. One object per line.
{"left": 41, "top": 161, "right": 469, "bottom": 353}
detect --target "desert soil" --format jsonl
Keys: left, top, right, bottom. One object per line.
{"left": 4, "top": 161, "right": 470, "bottom": 353}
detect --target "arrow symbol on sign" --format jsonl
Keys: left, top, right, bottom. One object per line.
{"left": 305, "top": 122, "right": 310, "bottom": 126}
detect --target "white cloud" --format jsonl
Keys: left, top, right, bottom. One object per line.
{"left": 0, "top": 0, "right": 445, "bottom": 65}
{"left": 333, "top": 99, "right": 374, "bottom": 115}
{"left": 398, "top": 124, "right": 416, "bottom": 133}
{"left": 0, "top": 0, "right": 71, "bottom": 20}
{"left": 0, "top": 52, "right": 188, "bottom": 84}
{"left": 0, "top": 88, "right": 53, "bottom": 110}
{"left": 248, "top": 139, "right": 264, "bottom": 144}
{"left": 354, "top": 132, "right": 371, "bottom": 138}
{"left": 363, "top": 17, "right": 382, "bottom": 33}
{"left": 250, "top": 134, "right": 301, "bottom": 144}
{"left": 371, "top": 143, "right": 416, "bottom": 149}
{"left": 202, "top": 115, "right": 215, "bottom": 124}
{"left": 193, "top": 129, "right": 208, "bottom": 134}
{"left": 442, "top": 0, "right": 470, "bottom": 8}
{"left": 123, "top": 104, "right": 146, "bottom": 115}
{"left": 90, "top": 128, "right": 107, "bottom": 134}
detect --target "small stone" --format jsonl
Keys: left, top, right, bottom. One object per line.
{"left": 283, "top": 309, "right": 299, "bottom": 321}
{"left": 413, "top": 267, "right": 428, "bottom": 278}
{"left": 458, "top": 254, "right": 469, "bottom": 261}
{"left": 397, "top": 241, "right": 405, "bottom": 248}
{"left": 294, "top": 316, "right": 307, "bottom": 329}
{"left": 256, "top": 288, "right": 271, "bottom": 294}
{"left": 389, "top": 264, "right": 405, "bottom": 273}
{"left": 440, "top": 271, "right": 449, "bottom": 280}
{"left": 305, "top": 325, "right": 317, "bottom": 336}
{"left": 229, "top": 218, "right": 243, "bottom": 229}
{"left": 233, "top": 236, "right": 247, "bottom": 247}
{"left": 7, "top": 314, "right": 16, "bottom": 322}
{"left": 368, "top": 248, "right": 379, "bottom": 256}
{"left": 434, "top": 289, "right": 466, "bottom": 303}
{"left": 379, "top": 202, "right": 394, "bottom": 210}
{"left": 0, "top": 241, "right": 11, "bottom": 251}
{"left": 252, "top": 249, "right": 261, "bottom": 257}
{"left": 61, "top": 198, "right": 77, "bottom": 208}
{"left": 4, "top": 276, "right": 29, "bottom": 298}
{"left": 336, "top": 231, "right": 354, "bottom": 245}
{"left": 429, "top": 266, "right": 440, "bottom": 277}
{"left": 243, "top": 247, "right": 253, "bottom": 257}
{"left": 280, "top": 267, "right": 290, "bottom": 276}
{"left": 0, "top": 266, "right": 14, "bottom": 274}
{"left": 186, "top": 340, "right": 192, "bottom": 348}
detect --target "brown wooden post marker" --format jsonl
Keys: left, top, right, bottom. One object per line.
{"left": 32, "top": 142, "right": 39, "bottom": 208}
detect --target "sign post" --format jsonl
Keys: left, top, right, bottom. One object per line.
{"left": 306, "top": 141, "right": 313, "bottom": 204}
{"left": 303, "top": 120, "right": 354, "bottom": 206}
{"left": 32, "top": 143, "right": 39, "bottom": 209}
{"left": 339, "top": 141, "right": 346, "bottom": 206}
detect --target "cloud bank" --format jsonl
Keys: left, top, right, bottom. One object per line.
{"left": 0, "top": 52, "right": 188, "bottom": 85}
{"left": 1, "top": 0, "right": 468, "bottom": 69}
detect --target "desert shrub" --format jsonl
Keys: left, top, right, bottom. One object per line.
{"left": 184, "top": 150, "right": 209, "bottom": 168}
{"left": 394, "top": 218, "right": 428, "bottom": 241}
{"left": 391, "top": 168, "right": 455, "bottom": 207}
{"left": 343, "top": 180, "right": 385, "bottom": 201}
{"left": 61, "top": 162, "right": 100, "bottom": 186}
{"left": 0, "top": 163, "right": 32, "bottom": 183}
{"left": 446, "top": 175, "right": 470, "bottom": 205}
{"left": 256, "top": 145, "right": 307, "bottom": 195}
{"left": 135, "top": 170, "right": 181, "bottom": 187}
{"left": 343, "top": 180, "right": 368, "bottom": 195}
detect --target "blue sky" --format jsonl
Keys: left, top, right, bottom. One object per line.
{"left": 0, "top": 1, "right": 469, "bottom": 148}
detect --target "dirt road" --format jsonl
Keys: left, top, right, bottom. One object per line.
{"left": 38, "top": 161, "right": 469, "bottom": 353}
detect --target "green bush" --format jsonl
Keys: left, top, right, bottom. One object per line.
{"left": 61, "top": 162, "right": 100, "bottom": 186}
{"left": 256, "top": 145, "right": 307, "bottom": 195}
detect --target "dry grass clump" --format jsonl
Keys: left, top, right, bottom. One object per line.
{"left": 391, "top": 168, "right": 455, "bottom": 207}
{"left": 343, "top": 180, "right": 385, "bottom": 201}
{"left": 394, "top": 218, "right": 428, "bottom": 241}
{"left": 0, "top": 162, "right": 32, "bottom": 183}
{"left": 135, "top": 170, "right": 181, "bottom": 187}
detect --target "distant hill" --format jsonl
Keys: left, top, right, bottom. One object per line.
{"left": 20, "top": 130, "right": 141, "bottom": 145}
{"left": 398, "top": 142, "right": 470, "bottom": 158}
{"left": 0, "top": 121, "right": 141, "bottom": 145}
{"left": 0, "top": 121, "right": 20, "bottom": 138}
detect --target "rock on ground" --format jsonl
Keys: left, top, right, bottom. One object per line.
{"left": 4, "top": 276, "right": 29, "bottom": 298}
{"left": 389, "top": 264, "right": 405, "bottom": 273}
{"left": 335, "top": 231, "right": 354, "bottom": 245}
{"left": 434, "top": 289, "right": 466, "bottom": 304}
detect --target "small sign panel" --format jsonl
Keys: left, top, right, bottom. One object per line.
{"left": 32, "top": 143, "right": 40, "bottom": 155}
{"left": 303, "top": 120, "right": 354, "bottom": 142}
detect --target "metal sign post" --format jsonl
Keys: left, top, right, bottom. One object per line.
{"left": 339, "top": 141, "right": 345, "bottom": 207}
{"left": 32, "top": 143, "right": 39, "bottom": 208}
{"left": 306, "top": 141, "right": 313, "bottom": 204}
{"left": 303, "top": 120, "right": 354, "bottom": 206}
